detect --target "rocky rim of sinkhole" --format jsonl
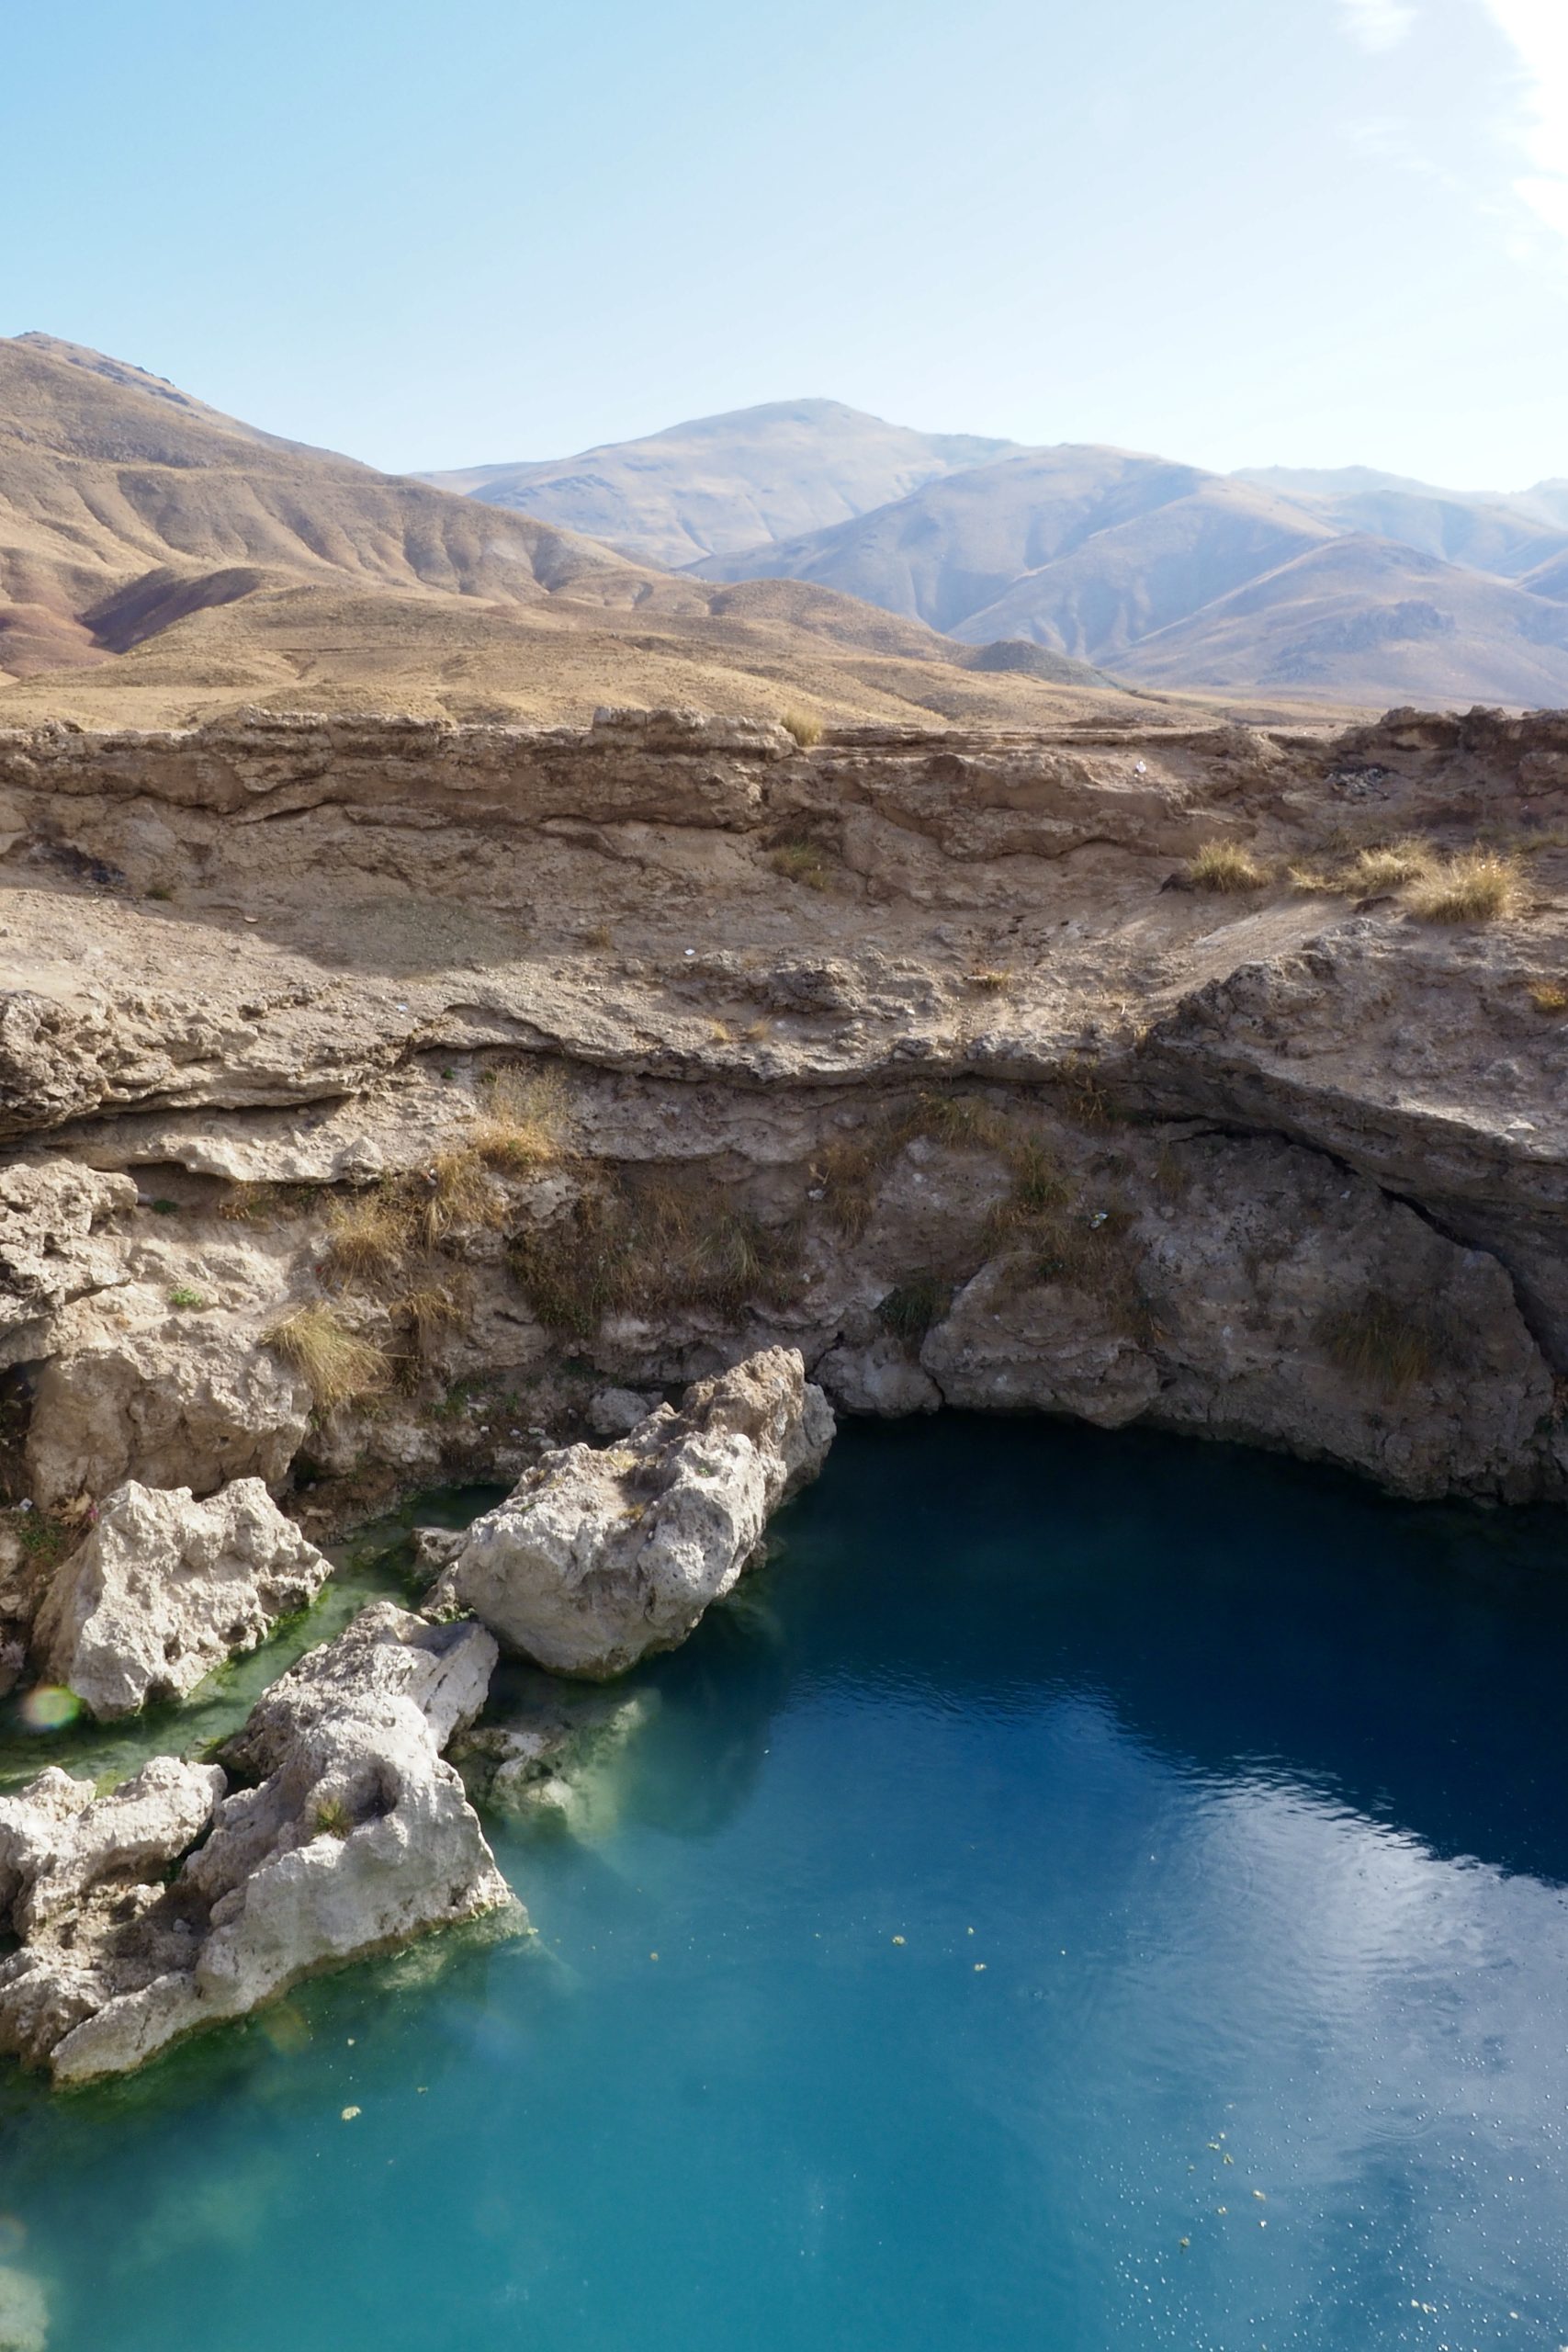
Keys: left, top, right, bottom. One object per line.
{"left": 0, "top": 697, "right": 1562, "bottom": 2095}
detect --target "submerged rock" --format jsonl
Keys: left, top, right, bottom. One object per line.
{"left": 0, "top": 2265, "right": 49, "bottom": 2352}
{"left": 0, "top": 1604, "right": 510, "bottom": 2082}
{"left": 433, "top": 1347, "right": 834, "bottom": 1678}
{"left": 34, "top": 1477, "right": 333, "bottom": 1718}
{"left": 454, "top": 1676, "right": 660, "bottom": 1831}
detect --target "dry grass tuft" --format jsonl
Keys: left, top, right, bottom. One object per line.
{"left": 327, "top": 1184, "right": 418, "bottom": 1282}
{"left": 1342, "top": 838, "right": 1437, "bottom": 894}
{"left": 779, "top": 707, "right": 824, "bottom": 749}
{"left": 265, "top": 1304, "right": 390, "bottom": 1412}
{"left": 769, "top": 839, "right": 833, "bottom": 891}
{"left": 966, "top": 968, "right": 1014, "bottom": 993}
{"left": 1320, "top": 1295, "right": 1439, "bottom": 1395}
{"left": 509, "top": 1172, "right": 796, "bottom": 1337}
{"left": 1407, "top": 850, "right": 1518, "bottom": 925}
{"left": 389, "top": 1282, "right": 468, "bottom": 1358}
{"left": 876, "top": 1275, "right": 951, "bottom": 1347}
{"left": 470, "top": 1068, "right": 566, "bottom": 1172}
{"left": 1528, "top": 978, "right": 1568, "bottom": 1013}
{"left": 1187, "top": 840, "right": 1271, "bottom": 893}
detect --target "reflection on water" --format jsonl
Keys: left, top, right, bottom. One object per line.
{"left": 2, "top": 1419, "right": 1566, "bottom": 2351}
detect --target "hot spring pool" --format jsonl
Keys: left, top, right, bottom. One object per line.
{"left": 3, "top": 1416, "right": 1566, "bottom": 2350}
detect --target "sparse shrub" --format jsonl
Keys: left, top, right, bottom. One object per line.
{"left": 217, "top": 1181, "right": 321, "bottom": 1227}
{"left": 145, "top": 883, "right": 175, "bottom": 902}
{"left": 1528, "top": 978, "right": 1568, "bottom": 1013}
{"left": 779, "top": 707, "right": 824, "bottom": 749}
{"left": 167, "top": 1285, "right": 205, "bottom": 1311}
{"left": 585, "top": 922, "right": 615, "bottom": 951}
{"left": 265, "top": 1304, "right": 390, "bottom": 1412}
{"left": 1054, "top": 1054, "right": 1118, "bottom": 1131}
{"left": 1408, "top": 850, "right": 1517, "bottom": 924}
{"left": 812, "top": 1090, "right": 1010, "bottom": 1239}
{"left": 1320, "top": 1295, "right": 1438, "bottom": 1395}
{"left": 311, "top": 1796, "right": 354, "bottom": 1838}
{"left": 14, "top": 1511, "right": 73, "bottom": 1570}
{"left": 150, "top": 1198, "right": 181, "bottom": 1217}
{"left": 876, "top": 1276, "right": 950, "bottom": 1347}
{"left": 967, "top": 969, "right": 1013, "bottom": 993}
{"left": 509, "top": 1173, "right": 795, "bottom": 1336}
{"left": 1187, "top": 840, "right": 1271, "bottom": 893}
{"left": 769, "top": 839, "right": 833, "bottom": 890}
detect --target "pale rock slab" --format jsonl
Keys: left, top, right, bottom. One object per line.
{"left": 26, "top": 1317, "right": 310, "bottom": 1509}
{"left": 0, "top": 1606, "right": 509, "bottom": 2082}
{"left": 0, "top": 1160, "right": 132, "bottom": 1338}
{"left": 434, "top": 1347, "right": 834, "bottom": 1677}
{"left": 34, "top": 1476, "right": 333, "bottom": 1718}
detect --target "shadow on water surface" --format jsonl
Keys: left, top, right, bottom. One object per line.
{"left": 731, "top": 1413, "right": 1568, "bottom": 1887}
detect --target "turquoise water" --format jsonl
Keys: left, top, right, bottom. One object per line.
{"left": 4, "top": 1417, "right": 1568, "bottom": 2350}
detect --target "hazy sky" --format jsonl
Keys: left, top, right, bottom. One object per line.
{"left": 6, "top": 0, "right": 1566, "bottom": 484}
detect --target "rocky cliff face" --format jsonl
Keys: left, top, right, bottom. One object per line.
{"left": 0, "top": 701, "right": 1562, "bottom": 1656}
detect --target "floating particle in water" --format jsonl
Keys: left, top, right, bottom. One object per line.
{"left": 974, "top": 1962, "right": 987, "bottom": 1973}
{"left": 18, "top": 1687, "right": 80, "bottom": 1732}
{"left": 892, "top": 1936, "right": 905, "bottom": 1946}
{"left": 341, "top": 2107, "right": 361, "bottom": 2121}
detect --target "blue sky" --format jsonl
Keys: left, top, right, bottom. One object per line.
{"left": 5, "top": 0, "right": 1565, "bottom": 484}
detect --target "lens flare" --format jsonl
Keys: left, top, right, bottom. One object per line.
{"left": 17, "top": 1686, "right": 80, "bottom": 1732}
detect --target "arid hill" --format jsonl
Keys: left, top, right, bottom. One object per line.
{"left": 0, "top": 338, "right": 1171, "bottom": 733}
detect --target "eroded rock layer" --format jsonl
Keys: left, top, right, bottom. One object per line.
{"left": 0, "top": 701, "right": 1560, "bottom": 1572}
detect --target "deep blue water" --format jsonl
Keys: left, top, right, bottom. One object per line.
{"left": 3, "top": 1416, "right": 1568, "bottom": 2351}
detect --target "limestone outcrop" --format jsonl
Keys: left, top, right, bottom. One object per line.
{"left": 34, "top": 1476, "right": 333, "bottom": 1718}
{"left": 0, "top": 702, "right": 1563, "bottom": 1552}
{"left": 433, "top": 1349, "right": 834, "bottom": 1676}
{"left": 0, "top": 1604, "right": 508, "bottom": 2081}
{"left": 25, "top": 1316, "right": 311, "bottom": 1511}
{"left": 0, "top": 1160, "right": 132, "bottom": 1343}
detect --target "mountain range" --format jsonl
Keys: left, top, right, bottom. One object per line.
{"left": 6, "top": 335, "right": 1564, "bottom": 724}
{"left": 423, "top": 407, "right": 1568, "bottom": 708}
{"left": 0, "top": 338, "right": 1134, "bottom": 733}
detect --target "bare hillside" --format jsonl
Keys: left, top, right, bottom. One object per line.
{"left": 417, "top": 400, "right": 1020, "bottom": 569}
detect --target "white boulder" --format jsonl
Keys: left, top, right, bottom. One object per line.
{"left": 34, "top": 1477, "right": 333, "bottom": 1718}
{"left": 433, "top": 1346, "right": 834, "bottom": 1677}
{"left": 0, "top": 1604, "right": 511, "bottom": 2082}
